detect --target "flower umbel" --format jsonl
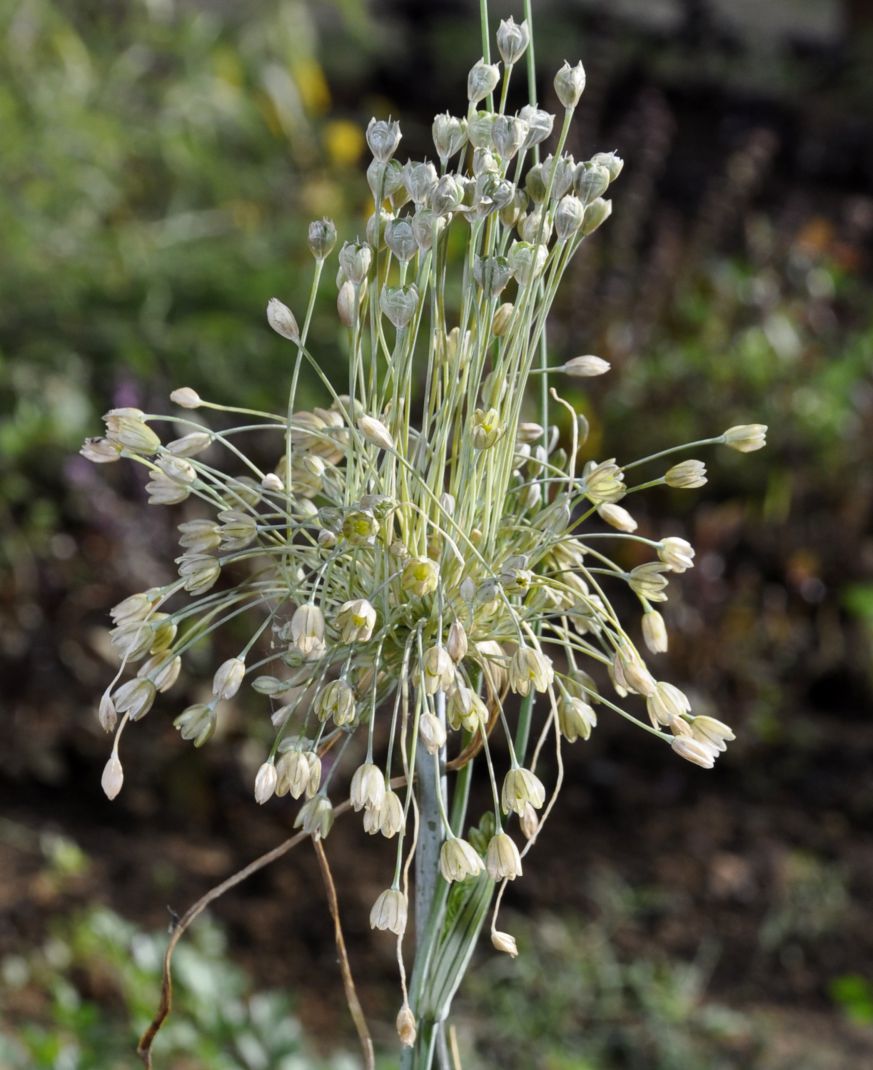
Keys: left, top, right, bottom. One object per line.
{"left": 82, "top": 17, "right": 765, "bottom": 1056}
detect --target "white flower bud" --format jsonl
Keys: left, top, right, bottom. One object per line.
{"left": 486, "top": 832, "right": 523, "bottom": 881}
{"left": 491, "top": 930, "right": 519, "bottom": 957}
{"left": 337, "top": 279, "right": 358, "bottom": 328}
{"left": 468, "top": 58, "right": 501, "bottom": 104}
{"left": 98, "top": 692, "right": 117, "bottom": 732}
{"left": 261, "top": 472, "right": 284, "bottom": 493}
{"left": 177, "top": 553, "right": 220, "bottom": 594}
{"left": 642, "top": 610, "right": 669, "bottom": 654}
{"left": 554, "top": 60, "right": 586, "bottom": 109}
{"left": 254, "top": 761, "right": 278, "bottom": 804}
{"left": 212, "top": 657, "right": 245, "bottom": 700}
{"left": 169, "top": 387, "right": 202, "bottom": 409}
{"left": 432, "top": 113, "right": 467, "bottom": 165}
{"left": 419, "top": 710, "right": 447, "bottom": 755}
{"left": 446, "top": 620, "right": 468, "bottom": 663}
{"left": 358, "top": 414, "right": 394, "bottom": 451}
{"left": 266, "top": 298, "right": 300, "bottom": 342}
{"left": 628, "top": 562, "right": 671, "bottom": 603}
{"left": 178, "top": 519, "right": 220, "bottom": 553}
{"left": 722, "top": 424, "right": 767, "bottom": 452}
{"left": 665, "top": 459, "right": 707, "bottom": 489}
{"left": 138, "top": 651, "right": 181, "bottom": 693}
{"left": 423, "top": 645, "right": 454, "bottom": 695}
{"left": 101, "top": 753, "right": 124, "bottom": 800}
{"left": 562, "top": 354, "right": 610, "bottom": 377}
{"left": 307, "top": 218, "right": 337, "bottom": 260}
{"left": 167, "top": 431, "right": 211, "bottom": 457}
{"left": 597, "top": 502, "right": 637, "bottom": 532}
{"left": 366, "top": 117, "right": 402, "bottom": 162}
{"left": 375, "top": 789, "right": 405, "bottom": 838}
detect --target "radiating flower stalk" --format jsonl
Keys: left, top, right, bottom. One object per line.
{"left": 82, "top": 7, "right": 765, "bottom": 1067}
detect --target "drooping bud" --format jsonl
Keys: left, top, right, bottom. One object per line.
{"left": 335, "top": 599, "right": 377, "bottom": 644}
{"left": 491, "top": 930, "right": 519, "bottom": 957}
{"left": 112, "top": 678, "right": 156, "bottom": 722}
{"left": 370, "top": 888, "right": 408, "bottom": 935}
{"left": 646, "top": 681, "right": 691, "bottom": 728}
{"left": 266, "top": 298, "right": 300, "bottom": 342}
{"left": 101, "top": 753, "right": 124, "bottom": 800}
{"left": 212, "top": 657, "right": 246, "bottom": 700}
{"left": 642, "top": 610, "right": 669, "bottom": 654}
{"left": 98, "top": 692, "right": 117, "bottom": 733}
{"left": 508, "top": 645, "right": 554, "bottom": 696}
{"left": 419, "top": 710, "right": 448, "bottom": 755}
{"left": 397, "top": 1004, "right": 417, "bottom": 1047}
{"left": 254, "top": 761, "right": 278, "bottom": 804}
{"left": 671, "top": 736, "right": 717, "bottom": 769}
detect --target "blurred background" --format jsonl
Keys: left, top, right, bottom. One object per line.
{"left": 1, "top": 0, "right": 872, "bottom": 1066}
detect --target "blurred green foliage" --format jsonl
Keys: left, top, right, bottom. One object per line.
{"left": 0, "top": 0, "right": 364, "bottom": 554}
{"left": 0, "top": 905, "right": 359, "bottom": 1069}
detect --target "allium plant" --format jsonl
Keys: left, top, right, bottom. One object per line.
{"left": 82, "top": 7, "right": 766, "bottom": 1067}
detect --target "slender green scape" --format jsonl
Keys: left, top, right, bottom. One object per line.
{"left": 81, "top": 11, "right": 766, "bottom": 1066}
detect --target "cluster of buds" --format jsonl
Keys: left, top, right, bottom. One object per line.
{"left": 83, "top": 14, "right": 766, "bottom": 1043}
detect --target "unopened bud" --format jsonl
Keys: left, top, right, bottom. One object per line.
{"left": 101, "top": 753, "right": 124, "bottom": 800}
{"left": 307, "top": 218, "right": 337, "bottom": 260}
{"left": 468, "top": 59, "right": 500, "bottom": 104}
{"left": 397, "top": 1005, "right": 417, "bottom": 1047}
{"left": 491, "top": 930, "right": 519, "bottom": 957}
{"left": 554, "top": 60, "right": 586, "bottom": 109}
{"left": 581, "top": 197, "right": 612, "bottom": 235}
{"left": 562, "top": 354, "right": 610, "bottom": 377}
{"left": 169, "top": 387, "right": 202, "bottom": 409}
{"left": 366, "top": 117, "right": 402, "bottom": 162}
{"left": 266, "top": 298, "right": 300, "bottom": 342}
